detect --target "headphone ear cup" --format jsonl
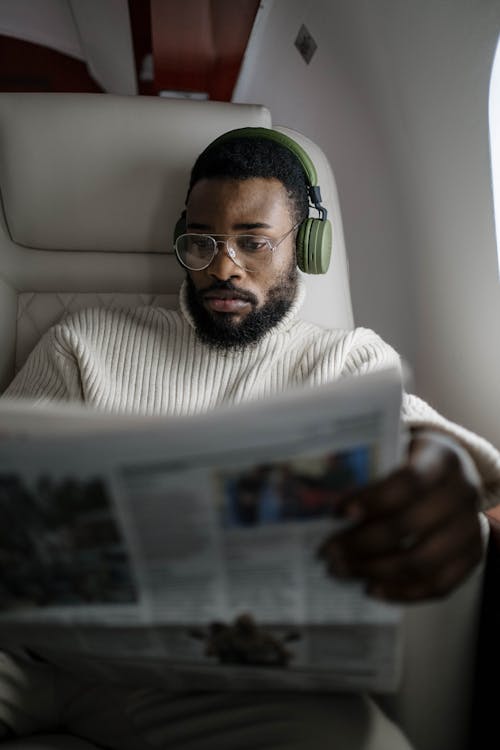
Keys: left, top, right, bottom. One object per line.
{"left": 296, "top": 218, "right": 332, "bottom": 274}
{"left": 295, "top": 220, "right": 310, "bottom": 273}
{"left": 173, "top": 211, "right": 187, "bottom": 243}
{"left": 307, "top": 219, "right": 332, "bottom": 274}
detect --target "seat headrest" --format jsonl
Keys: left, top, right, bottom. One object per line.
{"left": 0, "top": 93, "right": 272, "bottom": 254}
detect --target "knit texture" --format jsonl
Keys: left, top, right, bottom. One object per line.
{"left": 5, "top": 280, "right": 500, "bottom": 507}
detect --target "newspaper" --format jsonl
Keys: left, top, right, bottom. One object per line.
{"left": 0, "top": 368, "right": 404, "bottom": 693}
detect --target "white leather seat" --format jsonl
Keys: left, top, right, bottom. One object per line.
{"left": 0, "top": 92, "right": 485, "bottom": 750}
{"left": 0, "top": 93, "right": 353, "bottom": 391}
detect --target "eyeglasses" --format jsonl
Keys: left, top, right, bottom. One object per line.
{"left": 174, "top": 224, "right": 299, "bottom": 272}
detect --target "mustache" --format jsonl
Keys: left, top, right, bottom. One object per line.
{"left": 198, "top": 281, "right": 258, "bottom": 306}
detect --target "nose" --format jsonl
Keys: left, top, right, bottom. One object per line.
{"left": 207, "top": 240, "right": 243, "bottom": 280}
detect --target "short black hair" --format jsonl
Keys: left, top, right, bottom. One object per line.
{"left": 187, "top": 136, "right": 309, "bottom": 225}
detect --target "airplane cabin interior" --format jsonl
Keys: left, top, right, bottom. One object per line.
{"left": 0, "top": 2, "right": 499, "bottom": 749}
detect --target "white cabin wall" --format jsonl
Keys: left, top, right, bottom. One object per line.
{"left": 235, "top": 0, "right": 500, "bottom": 449}
{"left": 233, "top": 0, "right": 417, "bottom": 367}
{"left": 0, "top": 0, "right": 83, "bottom": 58}
{"left": 338, "top": 0, "right": 500, "bottom": 448}
{"left": 0, "top": 0, "right": 137, "bottom": 94}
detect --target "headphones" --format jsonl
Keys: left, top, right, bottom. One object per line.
{"left": 173, "top": 127, "right": 332, "bottom": 275}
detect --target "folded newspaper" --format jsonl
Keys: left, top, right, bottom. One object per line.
{"left": 0, "top": 368, "right": 404, "bottom": 693}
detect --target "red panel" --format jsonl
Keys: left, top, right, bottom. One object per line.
{"left": 150, "top": 0, "right": 259, "bottom": 101}
{"left": 151, "top": 0, "right": 213, "bottom": 94}
{"left": 209, "top": 0, "right": 261, "bottom": 101}
{"left": 0, "top": 35, "right": 103, "bottom": 93}
{"left": 128, "top": 0, "right": 154, "bottom": 95}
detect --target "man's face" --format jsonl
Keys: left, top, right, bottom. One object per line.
{"left": 184, "top": 177, "right": 298, "bottom": 349}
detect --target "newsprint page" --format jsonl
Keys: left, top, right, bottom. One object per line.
{"left": 0, "top": 368, "right": 404, "bottom": 694}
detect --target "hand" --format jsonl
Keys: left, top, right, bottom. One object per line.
{"left": 317, "top": 431, "right": 483, "bottom": 602}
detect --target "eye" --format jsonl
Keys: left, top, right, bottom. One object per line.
{"left": 237, "top": 236, "right": 269, "bottom": 253}
{"left": 186, "top": 235, "right": 214, "bottom": 256}
{"left": 191, "top": 235, "right": 212, "bottom": 250}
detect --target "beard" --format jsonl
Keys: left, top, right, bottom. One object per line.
{"left": 185, "top": 262, "right": 298, "bottom": 350}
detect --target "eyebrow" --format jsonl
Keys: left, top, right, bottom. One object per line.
{"left": 186, "top": 221, "right": 273, "bottom": 231}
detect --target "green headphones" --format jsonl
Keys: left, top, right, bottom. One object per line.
{"left": 174, "top": 127, "right": 332, "bottom": 275}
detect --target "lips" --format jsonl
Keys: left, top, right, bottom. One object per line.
{"left": 202, "top": 288, "right": 253, "bottom": 314}
{"left": 203, "top": 289, "right": 249, "bottom": 301}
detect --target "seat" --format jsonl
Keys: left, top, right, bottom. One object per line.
{"left": 0, "top": 93, "right": 353, "bottom": 390}
{"left": 0, "top": 92, "right": 486, "bottom": 750}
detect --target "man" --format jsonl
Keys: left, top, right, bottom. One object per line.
{"left": 1, "top": 130, "right": 500, "bottom": 749}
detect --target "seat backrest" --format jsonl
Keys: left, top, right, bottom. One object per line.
{"left": 0, "top": 93, "right": 353, "bottom": 392}
{"left": 0, "top": 92, "right": 484, "bottom": 750}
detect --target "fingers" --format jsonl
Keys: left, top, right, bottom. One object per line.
{"left": 320, "top": 510, "right": 482, "bottom": 603}
{"left": 318, "top": 436, "right": 483, "bottom": 603}
{"left": 332, "top": 445, "right": 473, "bottom": 524}
{"left": 330, "top": 465, "right": 427, "bottom": 523}
{"left": 367, "top": 542, "right": 482, "bottom": 602}
{"left": 323, "top": 467, "right": 478, "bottom": 559}
{"left": 358, "top": 511, "right": 481, "bottom": 602}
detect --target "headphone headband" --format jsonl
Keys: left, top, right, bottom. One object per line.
{"left": 205, "top": 127, "right": 319, "bottom": 188}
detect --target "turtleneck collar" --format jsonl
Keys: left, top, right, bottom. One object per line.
{"left": 179, "top": 275, "right": 306, "bottom": 339}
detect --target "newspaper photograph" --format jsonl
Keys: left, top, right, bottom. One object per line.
{"left": 0, "top": 367, "right": 404, "bottom": 692}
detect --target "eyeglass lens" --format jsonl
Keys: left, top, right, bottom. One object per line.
{"left": 175, "top": 234, "right": 273, "bottom": 271}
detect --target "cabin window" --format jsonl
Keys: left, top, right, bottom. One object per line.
{"left": 490, "top": 35, "right": 500, "bottom": 277}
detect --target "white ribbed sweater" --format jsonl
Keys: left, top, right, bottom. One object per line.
{"left": 6, "top": 282, "right": 500, "bottom": 506}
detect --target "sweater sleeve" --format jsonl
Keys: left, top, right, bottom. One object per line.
{"left": 340, "top": 328, "right": 500, "bottom": 509}
{"left": 402, "top": 393, "right": 500, "bottom": 510}
{"left": 2, "top": 324, "right": 84, "bottom": 404}
{"left": 341, "top": 327, "right": 402, "bottom": 377}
